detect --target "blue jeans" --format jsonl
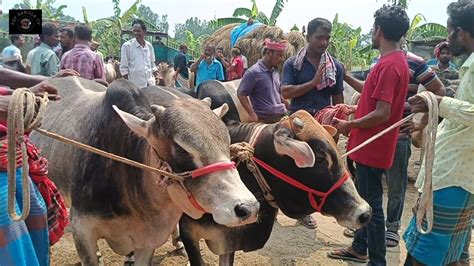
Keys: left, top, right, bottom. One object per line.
{"left": 352, "top": 163, "right": 387, "bottom": 266}
{"left": 385, "top": 137, "right": 411, "bottom": 232}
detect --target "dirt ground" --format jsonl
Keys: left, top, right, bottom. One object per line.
{"left": 50, "top": 140, "right": 474, "bottom": 265}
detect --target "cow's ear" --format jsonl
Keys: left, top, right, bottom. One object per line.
{"left": 322, "top": 125, "right": 337, "bottom": 137}
{"left": 113, "top": 105, "right": 154, "bottom": 138}
{"left": 273, "top": 127, "right": 315, "bottom": 168}
{"left": 212, "top": 103, "right": 229, "bottom": 118}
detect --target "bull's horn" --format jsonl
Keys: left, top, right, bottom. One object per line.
{"left": 150, "top": 105, "right": 166, "bottom": 118}
{"left": 293, "top": 117, "right": 304, "bottom": 130}
{"left": 201, "top": 97, "right": 212, "bottom": 106}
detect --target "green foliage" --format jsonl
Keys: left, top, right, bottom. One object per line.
{"left": 86, "top": 0, "right": 143, "bottom": 57}
{"left": 13, "top": 0, "right": 76, "bottom": 21}
{"left": 137, "top": 5, "right": 169, "bottom": 33}
{"left": 174, "top": 17, "right": 214, "bottom": 44}
{"left": 290, "top": 24, "right": 299, "bottom": 32}
{"left": 406, "top": 14, "right": 448, "bottom": 41}
{"left": 328, "top": 14, "right": 378, "bottom": 70}
{"left": 211, "top": 0, "right": 289, "bottom": 29}
{"left": 385, "top": 0, "right": 409, "bottom": 8}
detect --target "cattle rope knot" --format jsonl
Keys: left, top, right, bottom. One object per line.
{"left": 230, "top": 142, "right": 254, "bottom": 165}
{"left": 7, "top": 88, "right": 49, "bottom": 221}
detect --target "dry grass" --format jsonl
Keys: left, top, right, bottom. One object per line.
{"left": 205, "top": 24, "right": 306, "bottom": 71}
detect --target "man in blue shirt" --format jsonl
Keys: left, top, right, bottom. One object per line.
{"left": 281, "top": 18, "right": 345, "bottom": 116}
{"left": 190, "top": 44, "right": 225, "bottom": 92}
{"left": 2, "top": 34, "right": 25, "bottom": 64}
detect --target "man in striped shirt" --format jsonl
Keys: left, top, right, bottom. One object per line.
{"left": 61, "top": 24, "right": 105, "bottom": 81}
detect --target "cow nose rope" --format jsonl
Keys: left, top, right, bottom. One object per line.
{"left": 7, "top": 88, "right": 49, "bottom": 221}
{"left": 341, "top": 91, "right": 438, "bottom": 234}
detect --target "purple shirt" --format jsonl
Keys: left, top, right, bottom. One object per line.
{"left": 60, "top": 44, "right": 105, "bottom": 80}
{"left": 238, "top": 60, "right": 287, "bottom": 118}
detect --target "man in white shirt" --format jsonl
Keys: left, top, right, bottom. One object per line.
{"left": 119, "top": 19, "right": 158, "bottom": 88}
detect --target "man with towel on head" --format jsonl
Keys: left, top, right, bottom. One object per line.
{"left": 237, "top": 38, "right": 289, "bottom": 124}
{"left": 280, "top": 17, "right": 345, "bottom": 230}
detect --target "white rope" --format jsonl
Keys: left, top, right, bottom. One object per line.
{"left": 7, "top": 88, "right": 49, "bottom": 222}
{"left": 341, "top": 113, "right": 415, "bottom": 159}
{"left": 415, "top": 91, "right": 438, "bottom": 234}
{"left": 341, "top": 91, "right": 438, "bottom": 234}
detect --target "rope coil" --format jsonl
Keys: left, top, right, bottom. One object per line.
{"left": 7, "top": 88, "right": 49, "bottom": 221}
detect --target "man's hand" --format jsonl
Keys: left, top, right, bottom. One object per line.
{"left": 399, "top": 118, "right": 415, "bottom": 136}
{"left": 332, "top": 118, "right": 352, "bottom": 136}
{"left": 54, "top": 69, "right": 80, "bottom": 78}
{"left": 172, "top": 72, "right": 178, "bottom": 81}
{"left": 200, "top": 53, "right": 206, "bottom": 60}
{"left": 408, "top": 94, "right": 443, "bottom": 113}
{"left": 311, "top": 66, "right": 324, "bottom": 87}
{"left": 248, "top": 112, "right": 259, "bottom": 123}
{"left": 344, "top": 105, "right": 357, "bottom": 115}
{"left": 30, "top": 81, "right": 60, "bottom": 101}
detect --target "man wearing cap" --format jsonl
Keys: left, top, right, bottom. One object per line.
{"left": 237, "top": 39, "right": 289, "bottom": 124}
{"left": 431, "top": 41, "right": 460, "bottom": 96}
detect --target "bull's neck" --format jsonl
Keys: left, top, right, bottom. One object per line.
{"left": 227, "top": 121, "right": 276, "bottom": 143}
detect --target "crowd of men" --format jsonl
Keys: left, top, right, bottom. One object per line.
{"left": 0, "top": 0, "right": 472, "bottom": 265}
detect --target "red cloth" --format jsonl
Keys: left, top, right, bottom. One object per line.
{"left": 263, "top": 38, "right": 287, "bottom": 52}
{"left": 347, "top": 51, "right": 409, "bottom": 169}
{"left": 227, "top": 55, "right": 244, "bottom": 81}
{"left": 0, "top": 137, "right": 69, "bottom": 245}
{"left": 314, "top": 104, "right": 351, "bottom": 125}
{"left": 434, "top": 41, "right": 449, "bottom": 58}
{"left": 0, "top": 87, "right": 69, "bottom": 245}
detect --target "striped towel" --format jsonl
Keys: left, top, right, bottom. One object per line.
{"left": 314, "top": 104, "right": 352, "bottom": 125}
{"left": 294, "top": 46, "right": 337, "bottom": 90}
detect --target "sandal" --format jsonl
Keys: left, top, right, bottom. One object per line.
{"left": 298, "top": 215, "right": 317, "bottom": 229}
{"left": 386, "top": 230, "right": 400, "bottom": 247}
{"left": 343, "top": 228, "right": 355, "bottom": 238}
{"left": 327, "top": 247, "right": 368, "bottom": 263}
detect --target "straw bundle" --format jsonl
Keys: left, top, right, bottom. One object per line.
{"left": 205, "top": 23, "right": 306, "bottom": 71}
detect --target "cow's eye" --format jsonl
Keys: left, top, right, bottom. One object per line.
{"left": 174, "top": 143, "right": 187, "bottom": 154}
{"left": 315, "top": 156, "right": 325, "bottom": 163}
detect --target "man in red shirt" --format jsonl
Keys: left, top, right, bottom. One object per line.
{"left": 328, "top": 5, "right": 410, "bottom": 265}
{"left": 226, "top": 46, "right": 245, "bottom": 81}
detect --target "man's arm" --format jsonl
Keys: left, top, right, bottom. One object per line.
{"left": 190, "top": 55, "right": 205, "bottom": 73}
{"left": 344, "top": 73, "right": 365, "bottom": 93}
{"left": 409, "top": 95, "right": 474, "bottom": 127}
{"left": 95, "top": 55, "right": 106, "bottom": 80}
{"left": 237, "top": 94, "right": 258, "bottom": 122}
{"left": 331, "top": 63, "right": 345, "bottom": 105}
{"left": 332, "top": 94, "right": 344, "bottom": 105}
{"left": 424, "top": 77, "right": 446, "bottom": 96}
{"left": 281, "top": 65, "right": 322, "bottom": 99}
{"left": 0, "top": 68, "right": 47, "bottom": 88}
{"left": 237, "top": 71, "right": 258, "bottom": 122}
{"left": 149, "top": 43, "right": 158, "bottom": 74}
{"left": 47, "top": 54, "right": 60, "bottom": 77}
{"left": 119, "top": 44, "right": 129, "bottom": 79}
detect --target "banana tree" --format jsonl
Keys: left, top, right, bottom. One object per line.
{"left": 84, "top": 0, "right": 161, "bottom": 56}
{"left": 210, "top": 0, "right": 289, "bottom": 29}
{"left": 16, "top": 0, "right": 67, "bottom": 20}
{"left": 406, "top": 14, "right": 448, "bottom": 41}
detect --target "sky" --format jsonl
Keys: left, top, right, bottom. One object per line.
{"left": 2, "top": 0, "right": 454, "bottom": 36}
